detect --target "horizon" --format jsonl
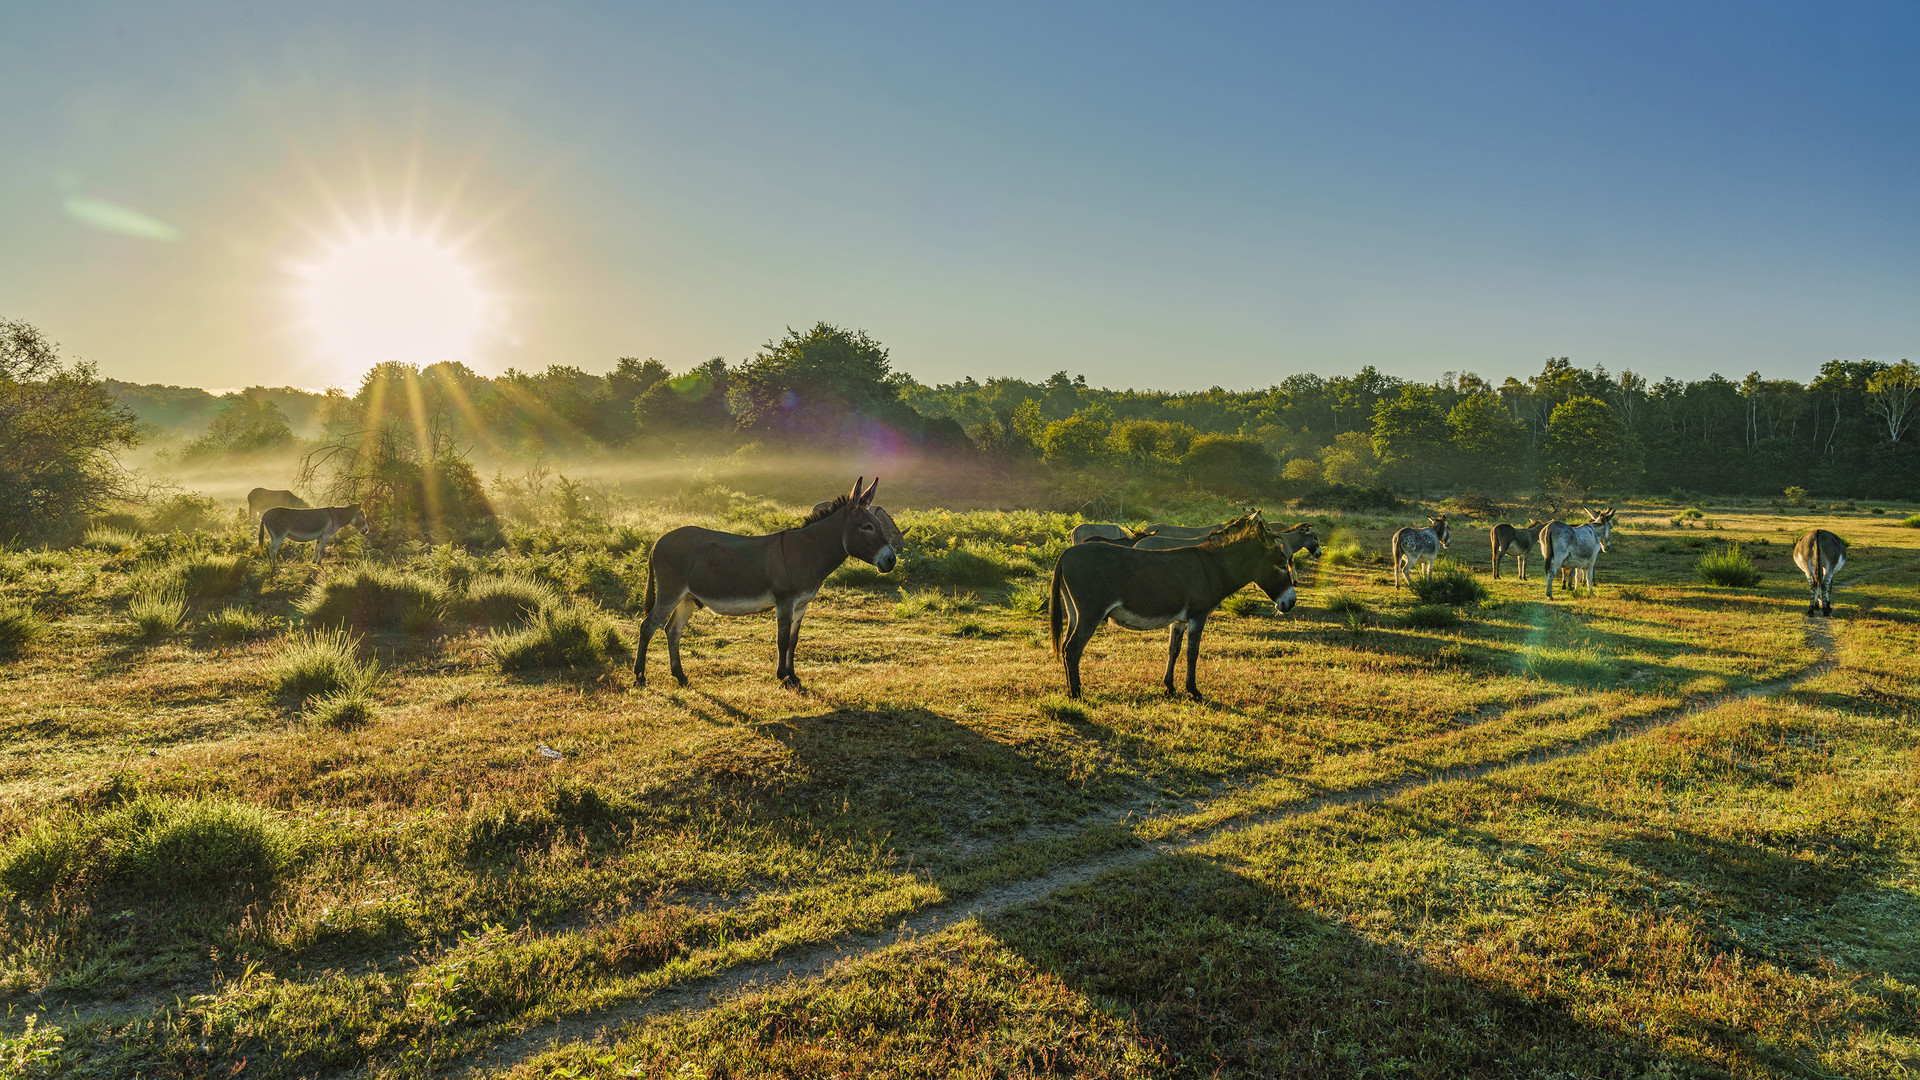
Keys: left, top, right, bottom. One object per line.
{"left": 4, "top": 4, "right": 1917, "bottom": 393}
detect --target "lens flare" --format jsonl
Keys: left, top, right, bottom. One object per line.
{"left": 295, "top": 231, "right": 494, "bottom": 372}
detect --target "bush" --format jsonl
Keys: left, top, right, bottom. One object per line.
{"left": 144, "top": 492, "right": 222, "bottom": 534}
{"left": 906, "top": 539, "right": 1029, "bottom": 590}
{"left": 128, "top": 589, "right": 186, "bottom": 641}
{"left": 490, "top": 604, "right": 629, "bottom": 673}
{"left": 1902, "top": 514, "right": 1920, "bottom": 529}
{"left": 1409, "top": 562, "right": 1488, "bottom": 606}
{"left": 1696, "top": 544, "right": 1762, "bottom": 588}
{"left": 204, "top": 606, "right": 269, "bottom": 644}
{"left": 0, "top": 793, "right": 302, "bottom": 903}
{"left": 271, "top": 629, "right": 379, "bottom": 708}
{"left": 0, "top": 602, "right": 45, "bottom": 661}
{"left": 463, "top": 573, "right": 560, "bottom": 626}
{"left": 299, "top": 566, "right": 445, "bottom": 633}
{"left": 1403, "top": 604, "right": 1460, "bottom": 629}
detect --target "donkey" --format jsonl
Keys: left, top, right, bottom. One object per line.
{"left": 259, "top": 504, "right": 368, "bottom": 565}
{"left": 248, "top": 487, "right": 308, "bottom": 518}
{"left": 1390, "top": 515, "right": 1451, "bottom": 587}
{"left": 638, "top": 477, "right": 903, "bottom": 689}
{"left": 1490, "top": 519, "right": 1544, "bottom": 580}
{"left": 1540, "top": 508, "right": 1616, "bottom": 599}
{"left": 1135, "top": 521, "right": 1322, "bottom": 566}
{"left": 1049, "top": 514, "right": 1297, "bottom": 700}
{"left": 1792, "top": 529, "right": 1849, "bottom": 617}
{"left": 1071, "top": 522, "right": 1136, "bottom": 545}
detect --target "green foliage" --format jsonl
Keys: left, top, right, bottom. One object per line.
{"left": 309, "top": 685, "right": 377, "bottom": 727}
{"left": 0, "top": 319, "right": 141, "bottom": 542}
{"left": 1317, "top": 431, "right": 1379, "bottom": 486}
{"left": 1040, "top": 412, "right": 1111, "bottom": 467}
{"left": 299, "top": 566, "right": 446, "bottom": 633}
{"left": 1901, "top": 514, "right": 1920, "bottom": 528}
{"left": 1521, "top": 646, "right": 1617, "bottom": 686}
{"left": 1696, "top": 544, "right": 1762, "bottom": 587}
{"left": 1403, "top": 603, "right": 1461, "bottom": 629}
{"left": 0, "top": 792, "right": 302, "bottom": 903}
{"left": 1408, "top": 562, "right": 1488, "bottom": 606}
{"left": 0, "top": 601, "right": 45, "bottom": 661}
{"left": 0, "top": 1013, "right": 64, "bottom": 1077}
{"left": 179, "top": 387, "right": 296, "bottom": 459}
{"left": 1221, "top": 591, "right": 1273, "bottom": 617}
{"left": 143, "top": 492, "right": 222, "bottom": 533}
{"left": 204, "top": 605, "right": 269, "bottom": 644}
{"left": 80, "top": 525, "right": 139, "bottom": 551}
{"left": 1182, "top": 434, "right": 1276, "bottom": 495}
{"left": 906, "top": 539, "right": 1030, "bottom": 590}
{"left": 463, "top": 573, "right": 561, "bottom": 626}
{"left": 1369, "top": 386, "right": 1451, "bottom": 489}
{"left": 140, "top": 550, "right": 250, "bottom": 601}
{"left": 1323, "top": 591, "right": 1370, "bottom": 616}
{"left": 128, "top": 589, "right": 186, "bottom": 640}
{"left": 1783, "top": 486, "right": 1809, "bottom": 507}
{"left": 462, "top": 778, "right": 627, "bottom": 858}
{"left": 1037, "top": 696, "right": 1091, "bottom": 725}
{"left": 1540, "top": 396, "right": 1642, "bottom": 493}
{"left": 271, "top": 629, "right": 379, "bottom": 708}
{"left": 1446, "top": 394, "right": 1527, "bottom": 490}
{"left": 490, "top": 603, "right": 629, "bottom": 673}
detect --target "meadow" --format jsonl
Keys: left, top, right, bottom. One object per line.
{"left": 1, "top": 490, "right": 1917, "bottom": 1079}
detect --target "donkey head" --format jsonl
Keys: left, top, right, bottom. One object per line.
{"left": 1428, "top": 514, "right": 1450, "bottom": 547}
{"left": 839, "top": 477, "right": 899, "bottom": 573}
{"left": 347, "top": 505, "right": 370, "bottom": 535}
{"left": 1586, "top": 507, "right": 1617, "bottom": 552}
{"left": 1294, "top": 523, "right": 1322, "bottom": 559}
{"left": 1254, "top": 522, "right": 1300, "bottom": 615}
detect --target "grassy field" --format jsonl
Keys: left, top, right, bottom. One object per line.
{"left": 1, "top": 495, "right": 1917, "bottom": 1078}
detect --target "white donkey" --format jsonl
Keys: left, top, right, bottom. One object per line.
{"left": 1792, "top": 528, "right": 1848, "bottom": 617}
{"left": 1390, "top": 515, "right": 1451, "bottom": 587}
{"left": 1540, "top": 508, "right": 1615, "bottom": 599}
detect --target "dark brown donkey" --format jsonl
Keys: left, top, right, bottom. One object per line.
{"left": 1049, "top": 514, "right": 1297, "bottom": 701}
{"left": 1489, "top": 519, "right": 1544, "bottom": 579}
{"left": 1792, "top": 528, "right": 1849, "bottom": 617}
{"left": 636, "top": 477, "right": 903, "bottom": 689}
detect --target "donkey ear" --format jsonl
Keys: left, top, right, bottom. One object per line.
{"left": 859, "top": 477, "right": 879, "bottom": 505}
{"left": 850, "top": 476, "right": 866, "bottom": 501}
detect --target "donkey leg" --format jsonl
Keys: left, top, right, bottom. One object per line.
{"left": 1183, "top": 616, "right": 1207, "bottom": 701}
{"left": 1063, "top": 616, "right": 1100, "bottom": 699}
{"left": 664, "top": 598, "right": 697, "bottom": 686}
{"left": 1518, "top": 553, "right": 1527, "bottom": 581}
{"left": 633, "top": 597, "right": 673, "bottom": 686}
{"left": 774, "top": 600, "right": 801, "bottom": 688}
{"left": 780, "top": 599, "right": 811, "bottom": 688}
{"left": 1162, "top": 623, "right": 1186, "bottom": 697}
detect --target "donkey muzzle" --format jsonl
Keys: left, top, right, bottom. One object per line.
{"left": 1273, "top": 587, "right": 1297, "bottom": 615}
{"left": 874, "top": 545, "right": 897, "bottom": 573}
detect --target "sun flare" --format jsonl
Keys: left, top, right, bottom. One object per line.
{"left": 296, "top": 231, "right": 494, "bottom": 373}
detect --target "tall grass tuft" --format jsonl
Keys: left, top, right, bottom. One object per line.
{"left": 1403, "top": 604, "right": 1460, "bottom": 629}
{"left": 1696, "top": 544, "right": 1762, "bottom": 588}
{"left": 271, "top": 629, "right": 380, "bottom": 708}
{"left": 0, "top": 602, "right": 45, "bottom": 661}
{"left": 1221, "top": 591, "right": 1274, "bottom": 617}
{"left": 1409, "top": 561, "right": 1488, "bottom": 606}
{"left": 137, "top": 551, "right": 250, "bottom": 602}
{"left": 204, "top": 606, "right": 269, "bottom": 644}
{"left": 1319, "top": 529, "right": 1364, "bottom": 566}
{"left": 906, "top": 539, "right": 1031, "bottom": 590}
{"left": 80, "top": 526, "right": 140, "bottom": 552}
{"left": 299, "top": 566, "right": 446, "bottom": 634}
{"left": 0, "top": 793, "right": 303, "bottom": 903}
{"left": 1522, "top": 646, "right": 1618, "bottom": 686}
{"left": 128, "top": 589, "right": 186, "bottom": 641}
{"left": 463, "top": 573, "right": 560, "bottom": 626}
{"left": 490, "top": 604, "right": 629, "bottom": 673}
{"left": 1324, "top": 591, "right": 1370, "bottom": 616}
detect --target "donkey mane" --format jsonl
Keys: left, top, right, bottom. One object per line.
{"left": 1195, "top": 514, "right": 1265, "bottom": 549}
{"left": 802, "top": 494, "right": 855, "bottom": 525}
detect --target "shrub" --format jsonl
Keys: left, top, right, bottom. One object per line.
{"left": 1004, "top": 581, "right": 1052, "bottom": 615}
{"left": 308, "top": 686, "right": 376, "bottom": 727}
{"left": 271, "top": 629, "right": 379, "bottom": 708}
{"left": 80, "top": 526, "right": 139, "bottom": 552}
{"left": 1409, "top": 561, "right": 1488, "bottom": 606}
{"left": 1696, "top": 544, "right": 1762, "bottom": 588}
{"left": 1902, "top": 514, "right": 1920, "bottom": 529}
{"left": 463, "top": 573, "right": 560, "bottom": 626}
{"left": 144, "top": 492, "right": 222, "bottom": 534}
{"left": 0, "top": 602, "right": 45, "bottom": 661}
{"left": 0, "top": 793, "right": 303, "bottom": 903}
{"left": 490, "top": 604, "right": 629, "bottom": 673}
{"left": 204, "top": 606, "right": 269, "bottom": 644}
{"left": 1783, "top": 486, "right": 1809, "bottom": 507}
{"left": 907, "top": 539, "right": 1029, "bottom": 590}
{"left": 299, "top": 566, "right": 445, "bottom": 633}
{"left": 1403, "top": 604, "right": 1460, "bottom": 629}
{"left": 128, "top": 589, "right": 186, "bottom": 641}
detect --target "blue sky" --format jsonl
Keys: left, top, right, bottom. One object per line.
{"left": 1, "top": 2, "right": 1915, "bottom": 391}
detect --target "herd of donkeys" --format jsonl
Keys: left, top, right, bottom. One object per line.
{"left": 241, "top": 479, "right": 1853, "bottom": 701}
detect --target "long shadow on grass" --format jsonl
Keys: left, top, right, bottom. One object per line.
{"left": 987, "top": 852, "right": 1690, "bottom": 1079}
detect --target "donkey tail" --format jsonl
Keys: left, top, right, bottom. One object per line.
{"left": 257, "top": 516, "right": 267, "bottom": 552}
{"left": 1390, "top": 529, "right": 1405, "bottom": 586}
{"left": 642, "top": 550, "right": 658, "bottom": 620}
{"left": 1049, "top": 558, "right": 1067, "bottom": 658}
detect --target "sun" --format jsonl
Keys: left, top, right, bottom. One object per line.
{"left": 296, "top": 231, "right": 494, "bottom": 372}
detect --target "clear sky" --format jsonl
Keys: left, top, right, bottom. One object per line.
{"left": 2, "top": 2, "right": 1915, "bottom": 392}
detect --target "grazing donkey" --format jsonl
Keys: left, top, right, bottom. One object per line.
{"left": 247, "top": 487, "right": 307, "bottom": 517}
{"left": 1539, "top": 508, "right": 1616, "bottom": 599}
{"left": 1390, "top": 515, "right": 1451, "bottom": 587}
{"left": 1071, "top": 522, "right": 1136, "bottom": 545}
{"left": 1049, "top": 514, "right": 1297, "bottom": 701}
{"left": 259, "top": 504, "right": 368, "bottom": 565}
{"left": 1135, "top": 520, "right": 1322, "bottom": 566}
{"left": 638, "top": 477, "right": 903, "bottom": 689}
{"left": 1490, "top": 519, "right": 1544, "bottom": 579}
{"left": 1792, "top": 528, "right": 1849, "bottom": 617}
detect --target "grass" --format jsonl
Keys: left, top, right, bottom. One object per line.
{"left": 0, "top": 792, "right": 303, "bottom": 903}
{"left": 1, "top": 498, "right": 1915, "bottom": 1077}
{"left": 79, "top": 526, "right": 139, "bottom": 552}
{"left": 1219, "top": 591, "right": 1273, "bottom": 617}
{"left": 462, "top": 572, "right": 560, "bottom": 626}
{"left": 270, "top": 628, "right": 380, "bottom": 709}
{"left": 0, "top": 602, "right": 44, "bottom": 661}
{"left": 127, "top": 589, "right": 186, "bottom": 641}
{"left": 1402, "top": 603, "right": 1460, "bottom": 629}
{"left": 135, "top": 551, "right": 250, "bottom": 602}
{"left": 489, "top": 603, "right": 629, "bottom": 672}
{"left": 299, "top": 565, "right": 446, "bottom": 634}
{"left": 203, "top": 605, "right": 269, "bottom": 643}
{"left": 1408, "top": 560, "right": 1488, "bottom": 606}
{"left": 1696, "top": 543, "right": 1763, "bottom": 587}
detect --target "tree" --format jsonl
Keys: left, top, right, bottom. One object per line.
{"left": 1369, "top": 386, "right": 1450, "bottom": 491}
{"left": 179, "top": 388, "right": 296, "bottom": 459}
{"left": 732, "top": 323, "right": 897, "bottom": 438}
{"left": 1866, "top": 359, "right": 1919, "bottom": 444}
{"left": 1040, "top": 412, "right": 1111, "bottom": 467}
{"left": 0, "top": 320, "right": 140, "bottom": 540}
{"left": 1319, "top": 431, "right": 1378, "bottom": 486}
{"left": 1445, "top": 393, "right": 1527, "bottom": 491}
{"left": 1182, "top": 434, "right": 1276, "bottom": 495}
{"left": 1540, "top": 396, "right": 1642, "bottom": 493}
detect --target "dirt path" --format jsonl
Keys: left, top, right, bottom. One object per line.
{"left": 461, "top": 569, "right": 1893, "bottom": 1077}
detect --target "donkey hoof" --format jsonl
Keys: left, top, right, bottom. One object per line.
{"left": 1187, "top": 690, "right": 1205, "bottom": 703}
{"left": 780, "top": 674, "right": 803, "bottom": 690}
{"left": 673, "top": 674, "right": 691, "bottom": 688}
